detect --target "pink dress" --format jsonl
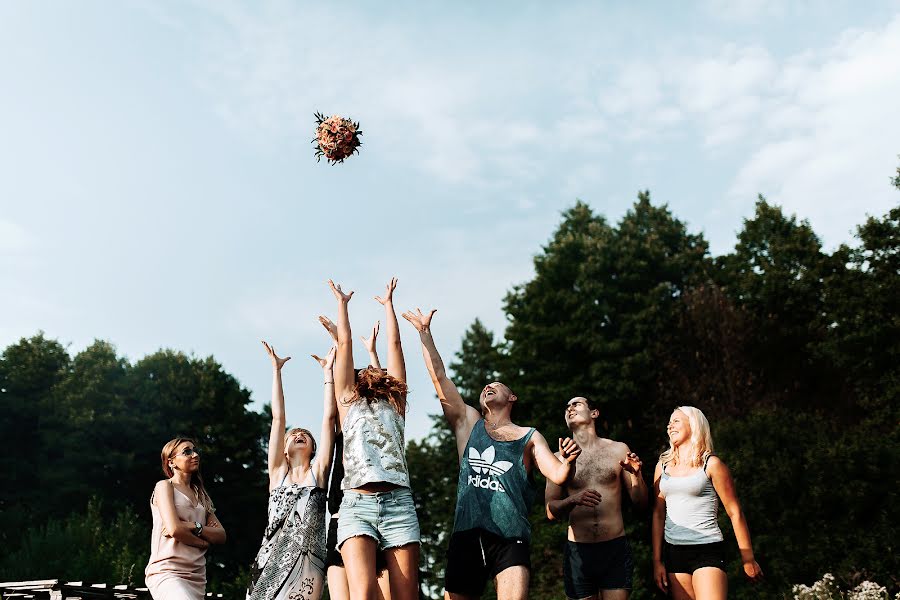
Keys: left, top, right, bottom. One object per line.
{"left": 145, "top": 484, "right": 209, "bottom": 600}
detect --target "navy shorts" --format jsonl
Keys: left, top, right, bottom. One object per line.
{"left": 563, "top": 536, "right": 634, "bottom": 599}
{"left": 663, "top": 541, "right": 727, "bottom": 574}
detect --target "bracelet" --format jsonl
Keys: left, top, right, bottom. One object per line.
{"left": 324, "top": 381, "right": 334, "bottom": 385}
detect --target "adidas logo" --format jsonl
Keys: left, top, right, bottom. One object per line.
{"left": 467, "top": 446, "right": 512, "bottom": 493}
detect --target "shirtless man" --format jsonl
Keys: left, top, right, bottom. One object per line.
{"left": 546, "top": 397, "right": 648, "bottom": 600}
{"left": 403, "top": 308, "right": 581, "bottom": 600}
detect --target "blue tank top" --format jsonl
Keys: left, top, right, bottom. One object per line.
{"left": 453, "top": 420, "right": 536, "bottom": 541}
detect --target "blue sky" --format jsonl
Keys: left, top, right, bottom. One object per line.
{"left": 2, "top": 1, "right": 899, "bottom": 441}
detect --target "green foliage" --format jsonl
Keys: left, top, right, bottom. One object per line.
{"left": 0, "top": 498, "right": 147, "bottom": 584}
{"left": 3, "top": 167, "right": 899, "bottom": 598}
{"left": 412, "top": 179, "right": 900, "bottom": 598}
{"left": 0, "top": 341, "right": 269, "bottom": 591}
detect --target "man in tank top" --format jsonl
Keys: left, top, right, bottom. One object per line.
{"left": 403, "top": 308, "right": 582, "bottom": 600}
{"left": 545, "top": 397, "right": 648, "bottom": 600}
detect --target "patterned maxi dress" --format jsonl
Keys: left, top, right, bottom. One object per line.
{"left": 247, "top": 471, "right": 327, "bottom": 600}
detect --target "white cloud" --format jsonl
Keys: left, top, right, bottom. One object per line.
{"left": 0, "top": 219, "right": 32, "bottom": 253}
{"left": 726, "top": 16, "right": 900, "bottom": 245}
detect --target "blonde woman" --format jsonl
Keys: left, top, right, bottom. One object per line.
{"left": 146, "top": 438, "right": 226, "bottom": 600}
{"left": 246, "top": 341, "right": 338, "bottom": 600}
{"left": 652, "top": 407, "right": 762, "bottom": 599}
{"left": 318, "top": 317, "right": 393, "bottom": 600}
{"left": 328, "top": 277, "right": 419, "bottom": 600}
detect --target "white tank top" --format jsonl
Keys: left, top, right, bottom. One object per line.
{"left": 341, "top": 398, "right": 410, "bottom": 490}
{"left": 659, "top": 458, "right": 724, "bottom": 545}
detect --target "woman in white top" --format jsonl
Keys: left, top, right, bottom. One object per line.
{"left": 145, "top": 438, "right": 227, "bottom": 600}
{"left": 327, "top": 277, "right": 419, "bottom": 600}
{"left": 652, "top": 406, "right": 763, "bottom": 599}
{"left": 246, "top": 341, "right": 339, "bottom": 600}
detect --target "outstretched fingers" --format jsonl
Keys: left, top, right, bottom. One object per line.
{"left": 318, "top": 315, "right": 338, "bottom": 341}
{"left": 311, "top": 345, "right": 337, "bottom": 370}
{"left": 327, "top": 279, "right": 354, "bottom": 302}
{"left": 261, "top": 340, "right": 291, "bottom": 368}
{"left": 374, "top": 276, "right": 398, "bottom": 305}
{"left": 401, "top": 308, "right": 437, "bottom": 331}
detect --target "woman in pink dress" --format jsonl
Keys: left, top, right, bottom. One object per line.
{"left": 145, "top": 437, "right": 227, "bottom": 600}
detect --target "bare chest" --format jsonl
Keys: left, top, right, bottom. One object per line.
{"left": 569, "top": 447, "right": 622, "bottom": 491}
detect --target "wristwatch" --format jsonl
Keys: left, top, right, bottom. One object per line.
{"left": 193, "top": 521, "right": 203, "bottom": 536}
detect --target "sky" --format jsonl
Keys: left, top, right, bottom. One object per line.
{"left": 2, "top": 0, "right": 899, "bottom": 441}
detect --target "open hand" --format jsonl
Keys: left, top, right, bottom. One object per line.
{"left": 559, "top": 437, "right": 581, "bottom": 463}
{"left": 311, "top": 346, "right": 337, "bottom": 371}
{"left": 318, "top": 315, "right": 338, "bottom": 342}
{"left": 261, "top": 341, "right": 291, "bottom": 371}
{"left": 401, "top": 308, "right": 437, "bottom": 332}
{"left": 361, "top": 321, "right": 380, "bottom": 353}
{"left": 620, "top": 452, "right": 643, "bottom": 475}
{"left": 328, "top": 279, "right": 354, "bottom": 303}
{"left": 375, "top": 277, "right": 398, "bottom": 305}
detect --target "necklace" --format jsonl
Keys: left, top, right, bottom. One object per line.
{"left": 486, "top": 419, "right": 509, "bottom": 431}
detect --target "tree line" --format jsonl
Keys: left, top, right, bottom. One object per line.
{"left": 2, "top": 169, "right": 898, "bottom": 598}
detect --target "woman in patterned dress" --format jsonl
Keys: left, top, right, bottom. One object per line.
{"left": 247, "top": 341, "right": 339, "bottom": 600}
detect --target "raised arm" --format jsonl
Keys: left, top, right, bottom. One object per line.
{"left": 375, "top": 277, "right": 405, "bottom": 382}
{"left": 619, "top": 448, "right": 649, "bottom": 510}
{"left": 311, "top": 346, "right": 338, "bottom": 485}
{"left": 652, "top": 462, "right": 668, "bottom": 593}
{"left": 402, "top": 308, "right": 480, "bottom": 441}
{"left": 153, "top": 481, "right": 209, "bottom": 549}
{"left": 531, "top": 433, "right": 580, "bottom": 486}
{"left": 708, "top": 456, "right": 763, "bottom": 581}
{"left": 261, "top": 341, "right": 291, "bottom": 488}
{"left": 360, "top": 320, "right": 382, "bottom": 369}
{"left": 327, "top": 280, "right": 355, "bottom": 400}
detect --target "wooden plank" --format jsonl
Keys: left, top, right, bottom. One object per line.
{"left": 0, "top": 581, "right": 58, "bottom": 589}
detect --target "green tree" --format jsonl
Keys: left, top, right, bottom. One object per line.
{"left": 715, "top": 198, "right": 832, "bottom": 409}
{"left": 0, "top": 333, "right": 70, "bottom": 546}
{"left": 0, "top": 498, "right": 147, "bottom": 584}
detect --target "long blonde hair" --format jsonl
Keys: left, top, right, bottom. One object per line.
{"left": 160, "top": 437, "right": 215, "bottom": 513}
{"left": 659, "top": 406, "right": 714, "bottom": 469}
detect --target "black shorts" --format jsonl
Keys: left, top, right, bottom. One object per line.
{"left": 563, "top": 537, "right": 633, "bottom": 598}
{"left": 325, "top": 517, "right": 388, "bottom": 571}
{"left": 663, "top": 541, "right": 727, "bottom": 574}
{"left": 444, "top": 529, "right": 531, "bottom": 596}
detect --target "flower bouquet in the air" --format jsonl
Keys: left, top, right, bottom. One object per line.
{"left": 313, "top": 112, "right": 363, "bottom": 164}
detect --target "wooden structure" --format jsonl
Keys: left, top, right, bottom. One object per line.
{"left": 0, "top": 581, "right": 224, "bottom": 600}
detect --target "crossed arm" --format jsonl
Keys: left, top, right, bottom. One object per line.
{"left": 154, "top": 481, "right": 226, "bottom": 548}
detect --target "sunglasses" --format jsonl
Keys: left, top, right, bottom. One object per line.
{"left": 175, "top": 447, "right": 201, "bottom": 457}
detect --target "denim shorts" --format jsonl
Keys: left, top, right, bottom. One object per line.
{"left": 336, "top": 488, "right": 421, "bottom": 550}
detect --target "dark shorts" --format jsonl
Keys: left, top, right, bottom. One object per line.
{"left": 664, "top": 541, "right": 727, "bottom": 574}
{"left": 325, "top": 517, "right": 388, "bottom": 571}
{"left": 563, "top": 537, "right": 634, "bottom": 598}
{"left": 444, "top": 528, "right": 531, "bottom": 596}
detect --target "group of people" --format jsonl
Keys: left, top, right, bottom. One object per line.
{"left": 144, "top": 279, "right": 763, "bottom": 600}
